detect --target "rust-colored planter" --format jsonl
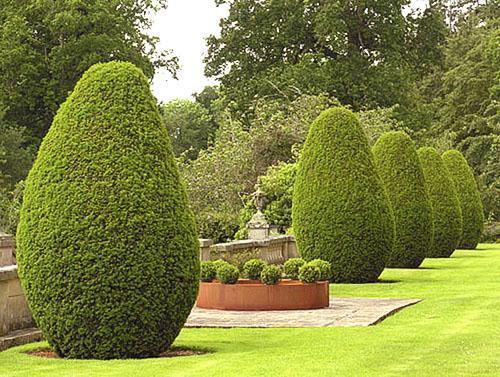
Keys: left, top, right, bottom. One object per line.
{"left": 196, "top": 279, "right": 329, "bottom": 311}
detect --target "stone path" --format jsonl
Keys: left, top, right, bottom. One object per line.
{"left": 186, "top": 298, "right": 421, "bottom": 328}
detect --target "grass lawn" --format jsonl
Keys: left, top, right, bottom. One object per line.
{"left": 1, "top": 243, "right": 499, "bottom": 377}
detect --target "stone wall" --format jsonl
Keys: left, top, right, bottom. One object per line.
{"left": 201, "top": 235, "right": 299, "bottom": 268}
{"left": 0, "top": 234, "right": 299, "bottom": 349}
{"left": 0, "top": 234, "right": 35, "bottom": 339}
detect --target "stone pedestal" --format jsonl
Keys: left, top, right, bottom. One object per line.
{"left": 247, "top": 211, "right": 270, "bottom": 240}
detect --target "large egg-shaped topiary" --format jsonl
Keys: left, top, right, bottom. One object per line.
{"left": 417, "top": 147, "right": 462, "bottom": 257}
{"left": 292, "top": 107, "right": 394, "bottom": 283}
{"left": 372, "top": 132, "right": 433, "bottom": 268}
{"left": 442, "top": 149, "right": 484, "bottom": 249}
{"left": 16, "top": 62, "right": 200, "bottom": 359}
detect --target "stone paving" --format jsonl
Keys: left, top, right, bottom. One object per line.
{"left": 186, "top": 297, "right": 421, "bottom": 328}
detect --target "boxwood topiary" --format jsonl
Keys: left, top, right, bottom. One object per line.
{"left": 284, "top": 258, "right": 306, "bottom": 280}
{"left": 243, "top": 259, "right": 267, "bottom": 280}
{"left": 372, "top": 132, "right": 434, "bottom": 268}
{"left": 292, "top": 107, "right": 394, "bottom": 283}
{"left": 212, "top": 259, "right": 231, "bottom": 271}
{"left": 442, "top": 150, "right": 484, "bottom": 249}
{"left": 200, "top": 261, "right": 217, "bottom": 282}
{"left": 260, "top": 265, "right": 282, "bottom": 285}
{"left": 298, "top": 263, "right": 321, "bottom": 283}
{"left": 308, "top": 259, "right": 332, "bottom": 281}
{"left": 16, "top": 62, "right": 200, "bottom": 359}
{"left": 216, "top": 264, "right": 240, "bottom": 284}
{"left": 417, "top": 147, "right": 463, "bottom": 257}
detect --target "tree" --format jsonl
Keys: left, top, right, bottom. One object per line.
{"left": 293, "top": 108, "right": 394, "bottom": 283}
{"left": 0, "top": 0, "right": 177, "bottom": 142}
{"left": 161, "top": 99, "right": 217, "bottom": 159}
{"left": 16, "top": 62, "right": 199, "bottom": 359}
{"left": 372, "top": 132, "right": 433, "bottom": 268}
{"left": 418, "top": 147, "right": 462, "bottom": 257}
{"left": 442, "top": 149, "right": 484, "bottom": 248}
{"left": 206, "top": 0, "right": 415, "bottom": 118}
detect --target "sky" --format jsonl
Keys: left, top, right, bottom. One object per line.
{"left": 151, "top": 0, "right": 429, "bottom": 103}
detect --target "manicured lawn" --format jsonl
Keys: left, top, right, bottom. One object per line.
{"left": 1, "top": 244, "right": 499, "bottom": 377}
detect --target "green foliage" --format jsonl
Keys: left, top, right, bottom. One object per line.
{"left": 0, "top": 123, "right": 34, "bottom": 189}
{"left": 216, "top": 264, "right": 240, "bottom": 284}
{"left": 212, "top": 259, "right": 231, "bottom": 271}
{"left": 293, "top": 108, "right": 394, "bottom": 283}
{"left": 442, "top": 150, "right": 484, "bottom": 249}
{"left": 181, "top": 94, "right": 332, "bottom": 241}
{"left": 206, "top": 0, "right": 415, "bottom": 116}
{"left": 307, "top": 259, "right": 332, "bottom": 281}
{"left": 243, "top": 259, "right": 267, "bottom": 280}
{"left": 0, "top": 180, "right": 24, "bottom": 234}
{"left": 16, "top": 62, "right": 199, "bottom": 360}
{"left": 284, "top": 258, "right": 306, "bottom": 280}
{"left": 161, "top": 99, "right": 217, "bottom": 160}
{"left": 372, "top": 131, "right": 434, "bottom": 268}
{"left": 417, "top": 147, "right": 463, "bottom": 257}
{"left": 200, "top": 261, "right": 217, "bottom": 282}
{"left": 0, "top": 0, "right": 177, "bottom": 142}
{"left": 260, "top": 265, "right": 282, "bottom": 285}
{"left": 298, "top": 263, "right": 321, "bottom": 284}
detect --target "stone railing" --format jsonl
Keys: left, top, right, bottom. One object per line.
{"left": 0, "top": 234, "right": 38, "bottom": 350}
{"left": 0, "top": 233, "right": 299, "bottom": 349}
{"left": 200, "top": 235, "right": 299, "bottom": 267}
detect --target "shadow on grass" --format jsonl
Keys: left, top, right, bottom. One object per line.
{"left": 24, "top": 345, "right": 215, "bottom": 360}
{"left": 376, "top": 279, "right": 401, "bottom": 284}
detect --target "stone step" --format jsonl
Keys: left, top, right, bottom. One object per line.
{"left": 0, "top": 328, "right": 43, "bottom": 352}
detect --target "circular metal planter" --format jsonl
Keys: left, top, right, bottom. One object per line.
{"left": 196, "top": 279, "right": 329, "bottom": 311}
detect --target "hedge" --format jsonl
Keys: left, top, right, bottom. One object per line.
{"left": 417, "top": 147, "right": 463, "bottom": 257}
{"left": 16, "top": 62, "right": 199, "bottom": 359}
{"left": 292, "top": 107, "right": 394, "bottom": 283}
{"left": 372, "top": 132, "right": 433, "bottom": 268}
{"left": 442, "top": 150, "right": 484, "bottom": 249}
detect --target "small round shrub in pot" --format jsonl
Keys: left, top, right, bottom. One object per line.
{"left": 216, "top": 264, "right": 240, "bottom": 284}
{"left": 212, "top": 259, "right": 231, "bottom": 271}
{"left": 260, "top": 265, "right": 282, "bottom": 285}
{"left": 299, "top": 263, "right": 321, "bottom": 283}
{"left": 284, "top": 258, "right": 306, "bottom": 280}
{"left": 243, "top": 259, "right": 268, "bottom": 280}
{"left": 308, "top": 259, "right": 331, "bottom": 281}
{"left": 200, "top": 261, "right": 217, "bottom": 282}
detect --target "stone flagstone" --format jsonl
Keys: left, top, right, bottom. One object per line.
{"left": 185, "top": 297, "right": 421, "bottom": 328}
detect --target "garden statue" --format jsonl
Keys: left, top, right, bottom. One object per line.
{"left": 247, "top": 186, "right": 270, "bottom": 239}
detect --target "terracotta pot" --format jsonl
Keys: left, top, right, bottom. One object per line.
{"left": 196, "top": 279, "right": 329, "bottom": 311}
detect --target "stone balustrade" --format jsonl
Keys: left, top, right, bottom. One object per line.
{"left": 0, "top": 234, "right": 37, "bottom": 350}
{"left": 0, "top": 233, "right": 299, "bottom": 350}
{"left": 203, "top": 235, "right": 299, "bottom": 267}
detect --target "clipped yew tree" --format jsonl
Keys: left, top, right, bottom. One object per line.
{"left": 442, "top": 150, "right": 484, "bottom": 249}
{"left": 417, "top": 147, "right": 463, "bottom": 257}
{"left": 292, "top": 107, "right": 394, "bottom": 283}
{"left": 16, "top": 62, "right": 200, "bottom": 359}
{"left": 372, "top": 132, "right": 433, "bottom": 268}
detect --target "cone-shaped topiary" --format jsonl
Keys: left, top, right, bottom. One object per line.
{"left": 372, "top": 132, "right": 433, "bottom": 268}
{"left": 16, "top": 62, "right": 200, "bottom": 360}
{"left": 442, "top": 150, "right": 484, "bottom": 249}
{"left": 417, "top": 147, "right": 463, "bottom": 257}
{"left": 292, "top": 107, "right": 394, "bottom": 283}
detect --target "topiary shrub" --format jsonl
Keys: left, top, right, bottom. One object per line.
{"left": 216, "top": 264, "right": 240, "bottom": 284}
{"left": 200, "top": 261, "right": 217, "bottom": 282}
{"left": 442, "top": 150, "right": 484, "bottom": 249}
{"left": 260, "top": 265, "right": 282, "bottom": 285}
{"left": 308, "top": 259, "right": 332, "bottom": 281}
{"left": 418, "top": 147, "right": 463, "bottom": 257}
{"left": 243, "top": 259, "right": 267, "bottom": 280}
{"left": 298, "top": 263, "right": 321, "bottom": 283}
{"left": 16, "top": 62, "right": 199, "bottom": 360}
{"left": 212, "top": 259, "right": 231, "bottom": 271}
{"left": 372, "top": 131, "right": 434, "bottom": 268}
{"left": 284, "top": 258, "right": 306, "bottom": 280}
{"left": 292, "top": 107, "right": 394, "bottom": 283}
